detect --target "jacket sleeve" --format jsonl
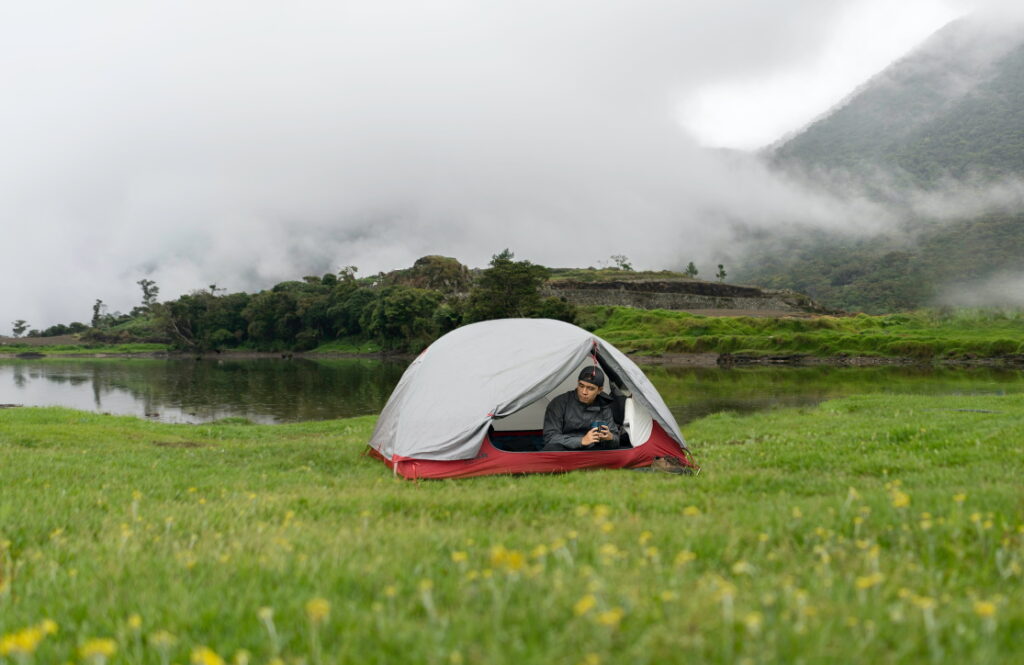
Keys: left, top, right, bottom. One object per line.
{"left": 543, "top": 397, "right": 583, "bottom": 450}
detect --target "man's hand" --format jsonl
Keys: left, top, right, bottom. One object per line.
{"left": 581, "top": 428, "right": 602, "bottom": 447}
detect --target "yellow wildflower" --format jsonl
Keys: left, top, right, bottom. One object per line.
{"left": 0, "top": 626, "right": 45, "bottom": 656}
{"left": 384, "top": 585, "right": 398, "bottom": 597}
{"left": 639, "top": 531, "right": 653, "bottom": 545}
{"left": 257, "top": 606, "right": 274, "bottom": 622}
{"left": 732, "top": 560, "right": 754, "bottom": 575}
{"left": 127, "top": 614, "right": 142, "bottom": 630}
{"left": 39, "top": 620, "right": 58, "bottom": 636}
{"left": 595, "top": 607, "right": 624, "bottom": 627}
{"left": 682, "top": 506, "right": 701, "bottom": 517}
{"left": 973, "top": 600, "right": 997, "bottom": 618}
{"left": 531, "top": 544, "right": 549, "bottom": 559}
{"left": 912, "top": 595, "right": 937, "bottom": 610}
{"left": 890, "top": 490, "right": 910, "bottom": 509}
{"left": 233, "top": 649, "right": 251, "bottom": 665}
{"left": 953, "top": 492, "right": 967, "bottom": 503}
{"left": 490, "top": 545, "right": 525, "bottom": 571}
{"left": 451, "top": 550, "right": 468, "bottom": 563}
{"left": 593, "top": 504, "right": 611, "bottom": 519}
{"left": 855, "top": 572, "right": 884, "bottom": 590}
{"left": 580, "top": 654, "right": 601, "bottom": 665}
{"left": 191, "top": 645, "right": 226, "bottom": 665}
{"left": 149, "top": 630, "right": 177, "bottom": 649}
{"left": 743, "top": 611, "right": 764, "bottom": 634}
{"left": 306, "top": 597, "right": 331, "bottom": 624}
{"left": 674, "top": 550, "right": 697, "bottom": 566}
{"left": 418, "top": 579, "right": 434, "bottom": 592}
{"left": 80, "top": 638, "right": 118, "bottom": 660}
{"left": 574, "top": 594, "right": 597, "bottom": 616}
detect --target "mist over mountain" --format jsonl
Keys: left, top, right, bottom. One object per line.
{"left": 772, "top": 13, "right": 1024, "bottom": 185}
{"left": 739, "top": 11, "right": 1024, "bottom": 312}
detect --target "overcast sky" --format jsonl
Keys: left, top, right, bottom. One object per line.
{"left": 1, "top": 0, "right": 1014, "bottom": 330}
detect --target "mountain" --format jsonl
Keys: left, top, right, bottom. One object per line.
{"left": 739, "top": 13, "right": 1024, "bottom": 313}
{"left": 772, "top": 13, "right": 1024, "bottom": 186}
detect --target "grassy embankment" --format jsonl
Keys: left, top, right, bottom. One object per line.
{"left": 2, "top": 395, "right": 1022, "bottom": 664}
{"left": 6, "top": 307, "right": 1024, "bottom": 361}
{"left": 0, "top": 343, "right": 170, "bottom": 356}
{"left": 583, "top": 307, "right": 1024, "bottom": 360}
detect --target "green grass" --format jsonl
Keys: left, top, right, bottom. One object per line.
{"left": 310, "top": 337, "right": 384, "bottom": 354}
{"left": 2, "top": 396, "right": 1022, "bottom": 664}
{"left": 583, "top": 307, "right": 1024, "bottom": 359}
{"left": 549, "top": 268, "right": 692, "bottom": 282}
{"left": 0, "top": 343, "right": 170, "bottom": 356}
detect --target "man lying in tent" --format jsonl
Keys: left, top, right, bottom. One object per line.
{"left": 542, "top": 366, "right": 621, "bottom": 451}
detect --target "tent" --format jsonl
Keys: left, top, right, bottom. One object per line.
{"left": 368, "top": 318, "right": 697, "bottom": 479}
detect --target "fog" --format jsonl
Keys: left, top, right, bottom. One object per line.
{"left": 1, "top": 0, "right": 1017, "bottom": 331}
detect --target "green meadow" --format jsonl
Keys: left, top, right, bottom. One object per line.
{"left": 2, "top": 394, "right": 1022, "bottom": 664}
{"left": 584, "top": 307, "right": 1024, "bottom": 359}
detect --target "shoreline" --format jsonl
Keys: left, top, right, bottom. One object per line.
{"left": 3, "top": 348, "right": 1024, "bottom": 369}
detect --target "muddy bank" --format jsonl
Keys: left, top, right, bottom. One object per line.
{"left": 4, "top": 348, "right": 1024, "bottom": 369}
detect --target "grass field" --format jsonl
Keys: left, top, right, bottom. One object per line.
{"left": 583, "top": 307, "right": 1024, "bottom": 359}
{"left": 2, "top": 393, "right": 1022, "bottom": 665}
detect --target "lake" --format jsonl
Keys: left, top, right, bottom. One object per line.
{"left": 2, "top": 357, "right": 1023, "bottom": 426}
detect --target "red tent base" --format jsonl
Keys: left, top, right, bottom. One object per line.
{"left": 370, "top": 421, "right": 697, "bottom": 480}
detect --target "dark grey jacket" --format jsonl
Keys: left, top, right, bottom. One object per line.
{"left": 543, "top": 390, "right": 620, "bottom": 450}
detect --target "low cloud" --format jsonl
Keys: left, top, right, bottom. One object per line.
{"left": 1, "top": 0, "right": 1017, "bottom": 330}
{"left": 939, "top": 271, "right": 1024, "bottom": 307}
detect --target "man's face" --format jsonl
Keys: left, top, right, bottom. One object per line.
{"left": 576, "top": 380, "right": 600, "bottom": 405}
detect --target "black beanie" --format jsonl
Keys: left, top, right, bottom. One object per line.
{"left": 578, "top": 366, "right": 605, "bottom": 387}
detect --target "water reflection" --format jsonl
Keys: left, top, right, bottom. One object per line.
{"left": 639, "top": 364, "right": 1024, "bottom": 424}
{"left": 0, "top": 358, "right": 408, "bottom": 423}
{"left": 1, "top": 358, "right": 1022, "bottom": 425}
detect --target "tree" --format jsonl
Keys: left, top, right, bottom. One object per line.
{"left": 684, "top": 262, "right": 699, "bottom": 278}
{"left": 716, "top": 264, "right": 727, "bottom": 282}
{"left": 360, "top": 285, "right": 442, "bottom": 350}
{"left": 137, "top": 278, "right": 160, "bottom": 309}
{"left": 610, "top": 254, "right": 634, "bottom": 271}
{"left": 11, "top": 320, "right": 28, "bottom": 338}
{"left": 465, "top": 250, "right": 551, "bottom": 322}
{"left": 91, "top": 300, "right": 107, "bottom": 328}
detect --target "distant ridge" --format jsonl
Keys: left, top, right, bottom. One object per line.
{"left": 740, "top": 13, "right": 1024, "bottom": 313}
{"left": 772, "top": 13, "right": 1024, "bottom": 185}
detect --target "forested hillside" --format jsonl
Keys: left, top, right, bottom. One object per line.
{"left": 745, "top": 14, "right": 1024, "bottom": 312}
{"left": 742, "top": 211, "right": 1024, "bottom": 313}
{"left": 772, "top": 15, "right": 1024, "bottom": 185}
